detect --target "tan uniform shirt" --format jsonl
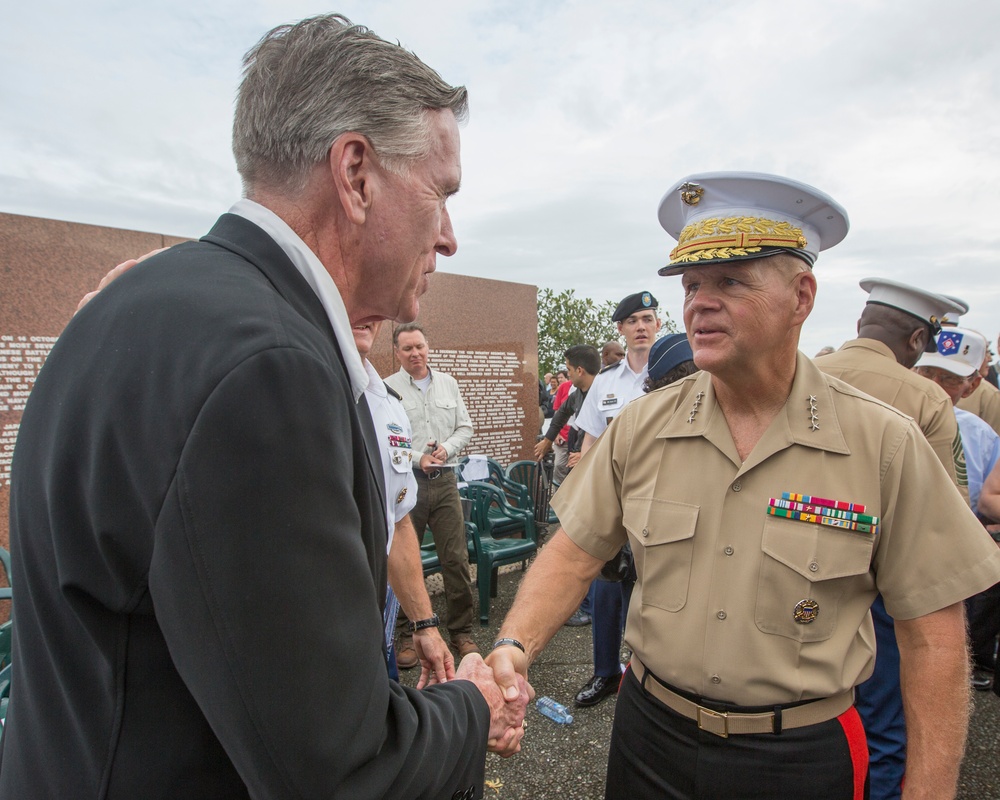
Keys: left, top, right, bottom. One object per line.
{"left": 816, "top": 339, "right": 968, "bottom": 501}
{"left": 552, "top": 353, "right": 1000, "bottom": 706}
{"left": 957, "top": 379, "right": 1000, "bottom": 437}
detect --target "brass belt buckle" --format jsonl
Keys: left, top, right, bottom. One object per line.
{"left": 697, "top": 707, "right": 729, "bottom": 738}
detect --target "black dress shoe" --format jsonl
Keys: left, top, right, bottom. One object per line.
{"left": 574, "top": 673, "right": 621, "bottom": 707}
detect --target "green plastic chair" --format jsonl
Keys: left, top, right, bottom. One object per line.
{"left": 506, "top": 460, "right": 559, "bottom": 525}
{"left": 460, "top": 500, "right": 537, "bottom": 625}
{"left": 484, "top": 458, "right": 533, "bottom": 513}
{"left": 419, "top": 528, "right": 442, "bottom": 577}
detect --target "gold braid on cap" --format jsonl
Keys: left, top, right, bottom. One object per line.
{"left": 669, "top": 216, "right": 808, "bottom": 264}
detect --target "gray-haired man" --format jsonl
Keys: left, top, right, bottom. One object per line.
{"left": 2, "top": 14, "right": 527, "bottom": 800}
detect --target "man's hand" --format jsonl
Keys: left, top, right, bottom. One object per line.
{"left": 413, "top": 627, "right": 455, "bottom": 689}
{"left": 567, "top": 451, "right": 581, "bottom": 469}
{"left": 74, "top": 248, "right": 167, "bottom": 314}
{"left": 484, "top": 644, "right": 529, "bottom": 704}
{"left": 455, "top": 653, "right": 532, "bottom": 758}
{"left": 532, "top": 438, "right": 552, "bottom": 461}
{"left": 419, "top": 453, "right": 443, "bottom": 473}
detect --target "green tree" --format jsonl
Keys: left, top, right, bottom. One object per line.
{"left": 537, "top": 288, "right": 677, "bottom": 375}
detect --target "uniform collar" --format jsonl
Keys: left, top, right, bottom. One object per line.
{"left": 656, "top": 351, "right": 850, "bottom": 471}
{"left": 838, "top": 338, "right": 897, "bottom": 361}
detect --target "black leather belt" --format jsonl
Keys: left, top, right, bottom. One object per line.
{"left": 631, "top": 657, "right": 854, "bottom": 737}
{"left": 413, "top": 468, "right": 442, "bottom": 480}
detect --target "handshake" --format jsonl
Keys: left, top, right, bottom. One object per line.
{"left": 453, "top": 644, "right": 534, "bottom": 758}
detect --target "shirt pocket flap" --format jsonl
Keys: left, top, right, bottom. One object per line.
{"left": 434, "top": 399, "right": 458, "bottom": 410}
{"left": 388, "top": 447, "right": 413, "bottom": 474}
{"left": 761, "top": 518, "right": 874, "bottom": 582}
{"left": 623, "top": 497, "right": 699, "bottom": 546}
{"left": 623, "top": 497, "right": 699, "bottom": 612}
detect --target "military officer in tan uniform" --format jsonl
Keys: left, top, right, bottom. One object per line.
{"left": 815, "top": 280, "right": 969, "bottom": 800}
{"left": 487, "top": 172, "right": 1000, "bottom": 800}
{"left": 816, "top": 278, "right": 969, "bottom": 501}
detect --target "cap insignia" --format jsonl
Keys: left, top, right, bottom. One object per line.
{"left": 641, "top": 291, "right": 652, "bottom": 308}
{"left": 679, "top": 182, "right": 704, "bottom": 206}
{"left": 807, "top": 395, "right": 819, "bottom": 431}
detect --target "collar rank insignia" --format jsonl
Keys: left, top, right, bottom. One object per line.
{"left": 687, "top": 391, "right": 705, "bottom": 424}
{"left": 807, "top": 395, "right": 819, "bottom": 431}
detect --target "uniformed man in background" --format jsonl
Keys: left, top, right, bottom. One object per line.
{"left": 488, "top": 171, "right": 1000, "bottom": 799}
{"left": 570, "top": 290, "right": 661, "bottom": 707}
{"left": 815, "top": 280, "right": 969, "bottom": 800}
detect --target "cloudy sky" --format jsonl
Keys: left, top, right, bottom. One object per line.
{"left": 4, "top": 0, "right": 1000, "bottom": 357}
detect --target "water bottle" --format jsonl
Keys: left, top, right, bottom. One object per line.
{"left": 536, "top": 696, "right": 574, "bottom": 724}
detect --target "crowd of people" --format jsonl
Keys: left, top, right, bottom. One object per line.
{"left": 3, "top": 11, "right": 1000, "bottom": 800}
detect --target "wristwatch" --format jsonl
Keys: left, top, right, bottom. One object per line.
{"left": 406, "top": 614, "right": 440, "bottom": 633}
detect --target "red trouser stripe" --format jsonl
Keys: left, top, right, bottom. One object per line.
{"left": 837, "top": 705, "right": 869, "bottom": 800}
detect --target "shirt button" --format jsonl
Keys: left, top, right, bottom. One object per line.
{"left": 710, "top": 674, "right": 721, "bottom": 684}
{"left": 716, "top": 610, "right": 727, "bottom": 620}
{"left": 641, "top": 527, "right": 649, "bottom": 538}
{"left": 724, "top": 546, "right": 734, "bottom": 556}
{"left": 809, "top": 561, "right": 819, "bottom": 572}
{"left": 732, "top": 481, "right": 742, "bottom": 492}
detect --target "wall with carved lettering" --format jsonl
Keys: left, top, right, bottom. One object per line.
{"left": 0, "top": 212, "right": 540, "bottom": 550}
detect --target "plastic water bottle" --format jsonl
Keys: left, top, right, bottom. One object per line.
{"left": 536, "top": 696, "right": 574, "bottom": 724}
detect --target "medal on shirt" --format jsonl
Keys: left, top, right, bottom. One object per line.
{"left": 766, "top": 492, "right": 879, "bottom": 535}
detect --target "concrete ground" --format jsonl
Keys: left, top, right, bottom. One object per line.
{"left": 401, "top": 537, "right": 1000, "bottom": 800}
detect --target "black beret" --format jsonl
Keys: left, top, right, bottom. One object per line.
{"left": 612, "top": 291, "right": 658, "bottom": 323}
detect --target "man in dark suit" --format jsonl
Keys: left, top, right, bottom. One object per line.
{"left": 0, "top": 14, "right": 528, "bottom": 800}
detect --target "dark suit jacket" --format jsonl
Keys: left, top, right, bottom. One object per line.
{"left": 0, "top": 214, "right": 489, "bottom": 799}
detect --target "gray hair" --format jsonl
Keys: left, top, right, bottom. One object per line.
{"left": 233, "top": 14, "right": 469, "bottom": 195}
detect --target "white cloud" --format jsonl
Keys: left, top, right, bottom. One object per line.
{"left": 3, "top": 0, "right": 999, "bottom": 354}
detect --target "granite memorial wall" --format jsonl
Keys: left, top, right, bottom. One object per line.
{"left": 0, "top": 212, "right": 540, "bottom": 551}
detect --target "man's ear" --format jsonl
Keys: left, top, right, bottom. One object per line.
{"left": 329, "top": 133, "right": 376, "bottom": 225}
{"left": 964, "top": 374, "right": 982, "bottom": 399}
{"left": 907, "top": 325, "right": 929, "bottom": 357}
{"left": 790, "top": 269, "right": 817, "bottom": 323}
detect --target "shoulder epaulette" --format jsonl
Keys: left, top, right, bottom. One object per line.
{"left": 599, "top": 360, "right": 624, "bottom": 375}
{"left": 384, "top": 383, "right": 402, "bottom": 401}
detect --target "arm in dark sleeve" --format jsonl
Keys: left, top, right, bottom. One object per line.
{"left": 543, "top": 390, "right": 580, "bottom": 442}
{"left": 150, "top": 347, "right": 489, "bottom": 799}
